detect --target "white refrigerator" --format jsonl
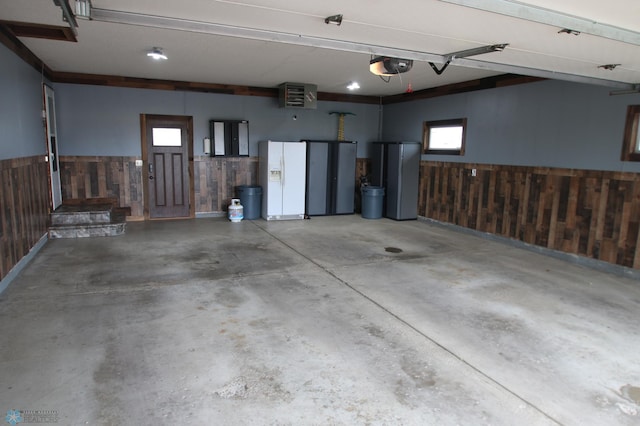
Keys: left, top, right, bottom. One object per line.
{"left": 259, "top": 141, "right": 307, "bottom": 220}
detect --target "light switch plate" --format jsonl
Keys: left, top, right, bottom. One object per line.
{"left": 135, "top": 160, "right": 143, "bottom": 167}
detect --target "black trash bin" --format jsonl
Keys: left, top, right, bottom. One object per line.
{"left": 361, "top": 186, "right": 385, "bottom": 219}
{"left": 237, "top": 185, "right": 262, "bottom": 219}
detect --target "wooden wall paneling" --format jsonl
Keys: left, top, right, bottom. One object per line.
{"left": 210, "top": 158, "right": 219, "bottom": 212}
{"left": 547, "top": 175, "right": 562, "bottom": 249}
{"left": 194, "top": 159, "right": 209, "bottom": 212}
{"left": 98, "top": 161, "right": 107, "bottom": 196}
{"left": 466, "top": 167, "right": 474, "bottom": 229}
{"left": 0, "top": 156, "right": 50, "bottom": 282}
{"left": 13, "top": 167, "right": 24, "bottom": 258}
{"left": 562, "top": 176, "right": 581, "bottom": 253}
{"left": 216, "top": 158, "right": 225, "bottom": 211}
{"left": 630, "top": 180, "right": 640, "bottom": 269}
{"left": 209, "top": 159, "right": 217, "bottom": 211}
{"left": 59, "top": 156, "right": 144, "bottom": 217}
{"left": 440, "top": 166, "right": 448, "bottom": 221}
{"left": 122, "top": 160, "right": 130, "bottom": 212}
{"left": 618, "top": 185, "right": 632, "bottom": 266}
{"left": 420, "top": 163, "right": 427, "bottom": 217}
{"left": 429, "top": 165, "right": 438, "bottom": 219}
{"left": 454, "top": 167, "right": 464, "bottom": 226}
{"left": 1, "top": 167, "right": 12, "bottom": 278}
{"left": 518, "top": 172, "right": 531, "bottom": 242}
{"left": 576, "top": 176, "right": 591, "bottom": 256}
{"left": 191, "top": 156, "right": 259, "bottom": 213}
{"left": 419, "top": 161, "right": 640, "bottom": 269}
{"left": 592, "top": 179, "right": 610, "bottom": 261}
{"left": 475, "top": 170, "right": 485, "bottom": 231}
{"left": 130, "top": 158, "right": 143, "bottom": 215}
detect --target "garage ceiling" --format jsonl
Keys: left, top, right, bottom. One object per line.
{"left": 1, "top": 0, "right": 640, "bottom": 97}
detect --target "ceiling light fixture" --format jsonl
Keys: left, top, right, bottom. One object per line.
{"left": 347, "top": 82, "right": 360, "bottom": 91}
{"left": 75, "top": 0, "right": 92, "bottom": 20}
{"left": 429, "top": 43, "right": 508, "bottom": 75}
{"left": 147, "top": 47, "right": 168, "bottom": 60}
{"left": 324, "top": 14, "right": 343, "bottom": 25}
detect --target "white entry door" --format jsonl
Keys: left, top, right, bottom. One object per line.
{"left": 43, "top": 84, "right": 62, "bottom": 210}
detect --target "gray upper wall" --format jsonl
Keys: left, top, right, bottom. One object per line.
{"left": 0, "top": 43, "right": 47, "bottom": 160}
{"left": 382, "top": 79, "right": 640, "bottom": 173}
{"left": 53, "top": 84, "right": 381, "bottom": 158}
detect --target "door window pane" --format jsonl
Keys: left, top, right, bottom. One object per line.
{"left": 152, "top": 128, "right": 182, "bottom": 146}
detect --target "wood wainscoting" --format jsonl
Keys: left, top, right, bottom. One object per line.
{"left": 59, "top": 155, "right": 260, "bottom": 218}
{"left": 420, "top": 161, "right": 640, "bottom": 269}
{"left": 0, "top": 156, "right": 50, "bottom": 281}
{"left": 59, "top": 156, "right": 144, "bottom": 218}
{"left": 194, "top": 156, "right": 259, "bottom": 213}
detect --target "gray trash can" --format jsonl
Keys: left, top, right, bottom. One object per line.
{"left": 361, "top": 186, "right": 385, "bottom": 219}
{"left": 237, "top": 185, "right": 262, "bottom": 219}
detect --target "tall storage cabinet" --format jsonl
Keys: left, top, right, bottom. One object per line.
{"left": 371, "top": 141, "right": 421, "bottom": 220}
{"left": 259, "top": 141, "right": 307, "bottom": 220}
{"left": 304, "top": 140, "right": 357, "bottom": 216}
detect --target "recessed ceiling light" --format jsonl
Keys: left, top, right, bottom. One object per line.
{"left": 347, "top": 82, "right": 360, "bottom": 91}
{"left": 147, "top": 47, "right": 167, "bottom": 60}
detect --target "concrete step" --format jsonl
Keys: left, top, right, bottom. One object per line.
{"left": 49, "top": 203, "right": 127, "bottom": 239}
{"left": 51, "top": 203, "right": 114, "bottom": 226}
{"left": 49, "top": 221, "right": 126, "bottom": 239}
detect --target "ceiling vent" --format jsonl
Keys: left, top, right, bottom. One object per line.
{"left": 279, "top": 83, "right": 317, "bottom": 109}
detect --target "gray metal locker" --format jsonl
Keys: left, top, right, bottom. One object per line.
{"left": 371, "top": 141, "right": 420, "bottom": 220}
{"left": 305, "top": 140, "right": 357, "bottom": 216}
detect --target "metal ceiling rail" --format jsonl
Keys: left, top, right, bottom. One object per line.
{"left": 440, "top": 0, "right": 640, "bottom": 47}
{"left": 91, "top": 7, "right": 636, "bottom": 90}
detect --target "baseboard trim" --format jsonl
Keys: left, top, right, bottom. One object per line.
{"left": 418, "top": 216, "right": 640, "bottom": 280}
{"left": 0, "top": 233, "right": 48, "bottom": 296}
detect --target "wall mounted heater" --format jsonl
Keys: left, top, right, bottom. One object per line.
{"left": 279, "top": 83, "right": 318, "bottom": 109}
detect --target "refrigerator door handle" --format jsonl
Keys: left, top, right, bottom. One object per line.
{"left": 281, "top": 150, "right": 285, "bottom": 188}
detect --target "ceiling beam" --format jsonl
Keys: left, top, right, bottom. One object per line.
{"left": 383, "top": 74, "right": 544, "bottom": 104}
{"left": 0, "top": 24, "right": 54, "bottom": 80}
{"left": 0, "top": 20, "right": 77, "bottom": 42}
{"left": 49, "top": 71, "right": 382, "bottom": 104}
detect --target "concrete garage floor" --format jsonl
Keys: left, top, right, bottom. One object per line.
{"left": 1, "top": 216, "right": 639, "bottom": 425}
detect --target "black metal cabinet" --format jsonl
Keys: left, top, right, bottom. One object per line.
{"left": 371, "top": 141, "right": 420, "bottom": 220}
{"left": 209, "top": 120, "right": 249, "bottom": 156}
{"left": 304, "top": 140, "right": 357, "bottom": 216}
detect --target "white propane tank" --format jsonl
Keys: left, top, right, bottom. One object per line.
{"left": 228, "top": 198, "right": 244, "bottom": 222}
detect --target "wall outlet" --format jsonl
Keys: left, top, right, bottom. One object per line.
{"left": 471, "top": 168, "right": 477, "bottom": 177}
{"left": 135, "top": 160, "right": 143, "bottom": 167}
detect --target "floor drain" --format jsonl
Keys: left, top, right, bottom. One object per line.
{"left": 385, "top": 247, "right": 403, "bottom": 253}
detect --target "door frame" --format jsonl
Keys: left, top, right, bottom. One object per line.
{"left": 43, "top": 83, "right": 62, "bottom": 210}
{"left": 140, "top": 114, "right": 195, "bottom": 220}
